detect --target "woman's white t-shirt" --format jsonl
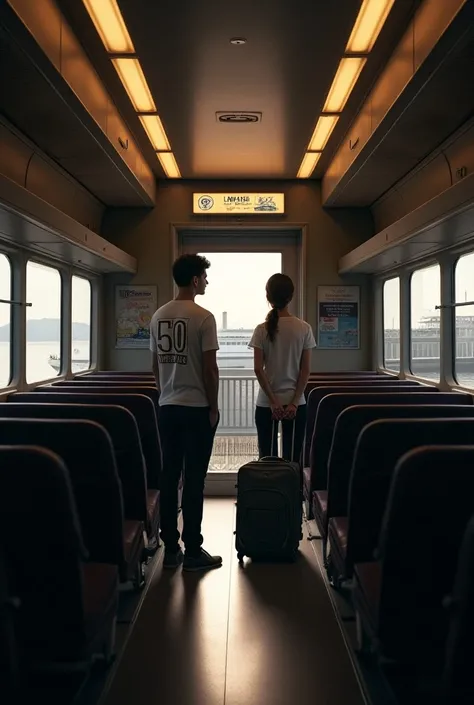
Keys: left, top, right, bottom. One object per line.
{"left": 249, "top": 316, "right": 316, "bottom": 407}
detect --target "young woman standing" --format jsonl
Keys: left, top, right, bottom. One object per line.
{"left": 249, "top": 273, "right": 316, "bottom": 463}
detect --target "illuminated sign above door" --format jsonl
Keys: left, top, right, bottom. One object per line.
{"left": 193, "top": 193, "right": 285, "bottom": 215}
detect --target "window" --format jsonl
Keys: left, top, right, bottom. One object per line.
{"left": 454, "top": 252, "right": 474, "bottom": 388}
{"left": 383, "top": 277, "right": 400, "bottom": 372}
{"left": 0, "top": 254, "right": 11, "bottom": 388}
{"left": 410, "top": 264, "right": 440, "bottom": 381}
{"left": 26, "top": 261, "right": 61, "bottom": 383}
{"left": 72, "top": 275, "right": 92, "bottom": 372}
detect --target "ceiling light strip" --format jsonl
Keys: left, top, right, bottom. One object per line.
{"left": 297, "top": 152, "right": 321, "bottom": 179}
{"left": 139, "top": 115, "right": 171, "bottom": 151}
{"left": 112, "top": 58, "right": 156, "bottom": 112}
{"left": 308, "top": 115, "right": 339, "bottom": 151}
{"left": 346, "top": 0, "right": 396, "bottom": 53}
{"left": 82, "top": 0, "right": 135, "bottom": 53}
{"left": 298, "top": 0, "right": 395, "bottom": 176}
{"left": 82, "top": 0, "right": 180, "bottom": 177}
{"left": 157, "top": 152, "right": 181, "bottom": 179}
{"left": 323, "top": 57, "right": 367, "bottom": 113}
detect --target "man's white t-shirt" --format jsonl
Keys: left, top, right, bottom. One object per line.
{"left": 249, "top": 316, "right": 316, "bottom": 407}
{"left": 150, "top": 300, "right": 219, "bottom": 406}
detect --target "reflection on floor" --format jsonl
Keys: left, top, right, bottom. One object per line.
{"left": 95, "top": 498, "right": 366, "bottom": 705}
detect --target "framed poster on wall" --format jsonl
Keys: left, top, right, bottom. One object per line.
{"left": 317, "top": 285, "right": 360, "bottom": 349}
{"left": 115, "top": 285, "right": 157, "bottom": 349}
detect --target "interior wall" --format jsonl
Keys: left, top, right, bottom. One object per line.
{"left": 100, "top": 180, "right": 374, "bottom": 371}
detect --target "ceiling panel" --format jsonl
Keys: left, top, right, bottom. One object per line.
{"left": 56, "top": 0, "right": 416, "bottom": 180}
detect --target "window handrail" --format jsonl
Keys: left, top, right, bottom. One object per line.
{"left": 0, "top": 299, "right": 32, "bottom": 307}
{"left": 436, "top": 301, "right": 474, "bottom": 309}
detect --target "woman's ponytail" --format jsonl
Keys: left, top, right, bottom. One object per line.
{"left": 265, "top": 306, "right": 280, "bottom": 342}
{"left": 264, "top": 273, "right": 295, "bottom": 342}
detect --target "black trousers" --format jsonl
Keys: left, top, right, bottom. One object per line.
{"left": 255, "top": 404, "right": 307, "bottom": 465}
{"left": 158, "top": 405, "right": 219, "bottom": 554}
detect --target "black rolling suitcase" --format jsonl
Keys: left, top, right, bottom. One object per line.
{"left": 235, "top": 419, "right": 302, "bottom": 562}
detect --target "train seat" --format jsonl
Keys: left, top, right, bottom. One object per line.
{"left": 303, "top": 383, "right": 434, "bottom": 516}
{"left": 318, "top": 398, "right": 474, "bottom": 559}
{"left": 354, "top": 446, "right": 474, "bottom": 672}
{"left": 0, "top": 418, "right": 139, "bottom": 584}
{"left": 443, "top": 513, "right": 474, "bottom": 704}
{"left": 329, "top": 418, "right": 474, "bottom": 586}
{"left": 0, "top": 446, "right": 118, "bottom": 671}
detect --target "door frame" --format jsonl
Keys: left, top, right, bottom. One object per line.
{"left": 171, "top": 223, "right": 308, "bottom": 320}
{"left": 171, "top": 223, "right": 308, "bottom": 496}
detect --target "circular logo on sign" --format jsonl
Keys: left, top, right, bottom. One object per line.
{"left": 198, "top": 195, "right": 214, "bottom": 211}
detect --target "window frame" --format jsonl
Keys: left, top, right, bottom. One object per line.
{"left": 453, "top": 251, "right": 474, "bottom": 389}
{"left": 25, "top": 258, "right": 63, "bottom": 384}
{"left": 71, "top": 273, "right": 93, "bottom": 372}
{"left": 409, "top": 263, "right": 441, "bottom": 381}
{"left": 382, "top": 276, "right": 400, "bottom": 373}
{"left": 0, "top": 251, "right": 12, "bottom": 389}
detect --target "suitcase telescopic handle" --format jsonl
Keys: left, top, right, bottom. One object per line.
{"left": 270, "top": 416, "right": 297, "bottom": 461}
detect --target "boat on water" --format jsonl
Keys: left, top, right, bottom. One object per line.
{"left": 48, "top": 348, "right": 90, "bottom": 372}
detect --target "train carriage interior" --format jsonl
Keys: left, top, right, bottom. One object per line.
{"left": 1, "top": 0, "right": 474, "bottom": 703}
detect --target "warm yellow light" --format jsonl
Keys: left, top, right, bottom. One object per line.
{"left": 82, "top": 0, "right": 134, "bottom": 53}
{"left": 346, "top": 0, "right": 396, "bottom": 53}
{"left": 139, "top": 115, "right": 170, "bottom": 151}
{"left": 112, "top": 58, "right": 156, "bottom": 112}
{"left": 323, "top": 57, "right": 366, "bottom": 113}
{"left": 297, "top": 152, "right": 321, "bottom": 179}
{"left": 157, "top": 152, "right": 181, "bottom": 178}
{"left": 308, "top": 115, "right": 339, "bottom": 151}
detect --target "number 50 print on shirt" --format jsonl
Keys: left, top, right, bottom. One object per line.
{"left": 157, "top": 318, "right": 189, "bottom": 365}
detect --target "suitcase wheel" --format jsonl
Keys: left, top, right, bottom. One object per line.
{"left": 237, "top": 552, "right": 244, "bottom": 562}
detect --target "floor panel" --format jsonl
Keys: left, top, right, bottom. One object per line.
{"left": 99, "top": 499, "right": 234, "bottom": 705}
{"left": 99, "top": 499, "right": 365, "bottom": 705}
{"left": 224, "top": 524, "right": 365, "bottom": 705}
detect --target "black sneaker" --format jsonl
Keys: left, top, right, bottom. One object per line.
{"left": 183, "top": 549, "right": 223, "bottom": 572}
{"left": 163, "top": 547, "right": 183, "bottom": 569}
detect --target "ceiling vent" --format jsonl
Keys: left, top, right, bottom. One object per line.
{"left": 216, "top": 112, "right": 261, "bottom": 123}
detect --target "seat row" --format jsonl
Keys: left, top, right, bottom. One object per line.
{"left": 301, "top": 375, "right": 435, "bottom": 517}
{"left": 1, "top": 368, "right": 384, "bottom": 693}
{"left": 0, "top": 372, "right": 170, "bottom": 699}
{"left": 301, "top": 373, "right": 474, "bottom": 703}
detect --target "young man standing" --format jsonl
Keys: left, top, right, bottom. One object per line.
{"left": 150, "top": 254, "right": 222, "bottom": 571}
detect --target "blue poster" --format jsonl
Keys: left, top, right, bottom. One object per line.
{"left": 317, "top": 286, "right": 360, "bottom": 349}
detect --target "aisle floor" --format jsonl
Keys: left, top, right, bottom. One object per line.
{"left": 99, "top": 499, "right": 366, "bottom": 705}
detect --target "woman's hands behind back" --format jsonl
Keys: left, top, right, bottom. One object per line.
{"left": 270, "top": 399, "right": 284, "bottom": 420}
{"left": 283, "top": 403, "right": 297, "bottom": 420}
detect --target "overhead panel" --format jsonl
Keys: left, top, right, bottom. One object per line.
{"left": 322, "top": 0, "right": 473, "bottom": 206}
{"left": 338, "top": 172, "right": 474, "bottom": 275}
{"left": 3, "top": 0, "right": 156, "bottom": 205}
{"left": 0, "top": 172, "right": 137, "bottom": 274}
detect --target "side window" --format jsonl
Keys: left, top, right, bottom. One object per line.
{"left": 454, "top": 252, "right": 474, "bottom": 388}
{"left": 410, "top": 264, "right": 440, "bottom": 381}
{"left": 72, "top": 275, "right": 92, "bottom": 372}
{"left": 0, "top": 253, "right": 11, "bottom": 388}
{"left": 26, "top": 261, "right": 61, "bottom": 383}
{"left": 383, "top": 277, "right": 400, "bottom": 372}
